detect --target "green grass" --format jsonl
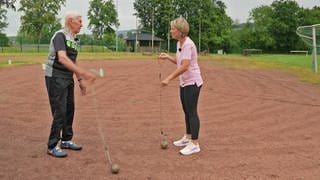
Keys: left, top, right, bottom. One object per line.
{"left": 0, "top": 45, "right": 115, "bottom": 53}
{"left": 0, "top": 52, "right": 159, "bottom": 67}
{"left": 77, "top": 52, "right": 159, "bottom": 60}
{"left": 202, "top": 54, "right": 320, "bottom": 84}
{"left": 0, "top": 60, "right": 41, "bottom": 67}
{"left": 1, "top": 52, "right": 320, "bottom": 84}
{"left": 250, "top": 54, "right": 320, "bottom": 84}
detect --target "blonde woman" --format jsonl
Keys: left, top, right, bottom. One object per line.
{"left": 159, "top": 17, "right": 203, "bottom": 155}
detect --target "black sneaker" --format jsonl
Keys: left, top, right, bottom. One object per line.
{"left": 61, "top": 141, "right": 82, "bottom": 150}
{"left": 47, "top": 146, "right": 68, "bottom": 158}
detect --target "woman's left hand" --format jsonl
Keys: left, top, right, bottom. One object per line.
{"left": 161, "top": 78, "right": 170, "bottom": 86}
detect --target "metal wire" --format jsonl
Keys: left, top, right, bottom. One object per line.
{"left": 92, "top": 86, "right": 113, "bottom": 166}
{"left": 158, "top": 62, "right": 168, "bottom": 138}
{"left": 159, "top": 62, "right": 165, "bottom": 137}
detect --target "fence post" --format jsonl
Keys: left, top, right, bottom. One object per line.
{"left": 1, "top": 39, "right": 3, "bottom": 53}
{"left": 91, "top": 38, "right": 94, "bottom": 52}
{"left": 20, "top": 38, "right": 23, "bottom": 52}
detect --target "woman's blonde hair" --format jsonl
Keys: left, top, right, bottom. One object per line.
{"left": 171, "top": 17, "right": 189, "bottom": 37}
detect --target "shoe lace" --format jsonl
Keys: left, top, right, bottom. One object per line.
{"left": 63, "top": 141, "right": 74, "bottom": 145}
{"left": 54, "top": 146, "right": 62, "bottom": 152}
{"left": 179, "top": 137, "right": 188, "bottom": 142}
{"left": 186, "top": 142, "right": 195, "bottom": 149}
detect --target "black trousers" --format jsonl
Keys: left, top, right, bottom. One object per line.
{"left": 45, "top": 77, "right": 75, "bottom": 149}
{"left": 180, "top": 84, "right": 202, "bottom": 140}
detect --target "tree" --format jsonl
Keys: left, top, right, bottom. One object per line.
{"left": 199, "top": 0, "right": 232, "bottom": 52}
{"left": 134, "top": 0, "right": 232, "bottom": 52}
{"left": 18, "top": 0, "right": 65, "bottom": 50}
{"left": 40, "top": 19, "right": 62, "bottom": 44}
{"left": 239, "top": 0, "right": 310, "bottom": 53}
{"left": 270, "top": 0, "right": 302, "bottom": 52}
{"left": 0, "top": 32, "right": 9, "bottom": 47}
{"left": 234, "top": 23, "right": 249, "bottom": 49}
{"left": 0, "top": 0, "right": 16, "bottom": 42}
{"left": 300, "top": 6, "right": 320, "bottom": 26}
{"left": 134, "top": 0, "right": 174, "bottom": 51}
{"left": 88, "top": 0, "right": 119, "bottom": 39}
{"left": 0, "top": 7, "right": 7, "bottom": 32}
{"left": 0, "top": 0, "right": 16, "bottom": 10}
{"left": 246, "top": 5, "right": 275, "bottom": 51}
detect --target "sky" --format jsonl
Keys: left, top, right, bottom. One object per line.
{"left": 4, "top": 0, "right": 320, "bottom": 36}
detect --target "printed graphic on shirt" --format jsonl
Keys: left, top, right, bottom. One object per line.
{"left": 66, "top": 40, "right": 78, "bottom": 50}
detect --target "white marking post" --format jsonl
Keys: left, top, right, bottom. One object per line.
{"left": 90, "top": 68, "right": 104, "bottom": 77}
{"left": 99, "top": 68, "right": 104, "bottom": 77}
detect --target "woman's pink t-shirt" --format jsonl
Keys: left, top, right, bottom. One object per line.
{"left": 176, "top": 37, "right": 203, "bottom": 87}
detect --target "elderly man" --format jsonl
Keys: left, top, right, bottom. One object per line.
{"left": 45, "top": 11, "right": 95, "bottom": 158}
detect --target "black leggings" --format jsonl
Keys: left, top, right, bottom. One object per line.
{"left": 180, "top": 84, "right": 202, "bottom": 140}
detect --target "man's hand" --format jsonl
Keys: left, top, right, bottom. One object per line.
{"left": 79, "top": 81, "right": 87, "bottom": 96}
{"left": 81, "top": 71, "right": 96, "bottom": 84}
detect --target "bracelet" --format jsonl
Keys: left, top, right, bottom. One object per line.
{"left": 78, "top": 78, "right": 82, "bottom": 82}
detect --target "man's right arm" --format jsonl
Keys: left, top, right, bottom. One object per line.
{"left": 57, "top": 51, "right": 95, "bottom": 82}
{"left": 53, "top": 33, "right": 95, "bottom": 81}
{"left": 57, "top": 51, "right": 86, "bottom": 76}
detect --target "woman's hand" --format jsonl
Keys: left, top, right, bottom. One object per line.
{"left": 158, "top": 53, "right": 169, "bottom": 60}
{"left": 161, "top": 77, "right": 170, "bottom": 86}
{"left": 158, "top": 53, "right": 176, "bottom": 64}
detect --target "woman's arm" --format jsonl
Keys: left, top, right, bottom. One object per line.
{"left": 162, "top": 60, "right": 190, "bottom": 86}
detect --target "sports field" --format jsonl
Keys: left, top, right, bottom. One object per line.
{"left": 1, "top": 56, "right": 320, "bottom": 179}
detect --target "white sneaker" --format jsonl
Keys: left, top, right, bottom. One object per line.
{"left": 173, "top": 135, "right": 191, "bottom": 147}
{"left": 179, "top": 142, "right": 200, "bottom": 155}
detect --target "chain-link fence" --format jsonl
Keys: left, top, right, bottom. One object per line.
{"left": 0, "top": 44, "right": 117, "bottom": 53}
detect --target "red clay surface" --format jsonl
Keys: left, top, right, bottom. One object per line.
{"left": 1, "top": 59, "right": 320, "bottom": 179}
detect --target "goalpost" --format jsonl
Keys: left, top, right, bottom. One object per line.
{"left": 296, "top": 24, "right": 320, "bottom": 73}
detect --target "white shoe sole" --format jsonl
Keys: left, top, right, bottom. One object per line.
{"left": 173, "top": 141, "right": 190, "bottom": 147}
{"left": 180, "top": 148, "right": 200, "bottom": 155}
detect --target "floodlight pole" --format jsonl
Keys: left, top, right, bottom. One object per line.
{"left": 135, "top": 17, "right": 138, "bottom": 52}
{"left": 115, "top": 0, "right": 118, "bottom": 52}
{"left": 312, "top": 25, "right": 318, "bottom": 73}
{"left": 168, "top": 0, "right": 172, "bottom": 53}
{"left": 198, "top": 9, "right": 201, "bottom": 53}
{"left": 152, "top": 7, "right": 154, "bottom": 53}
{"left": 168, "top": 24, "right": 170, "bottom": 52}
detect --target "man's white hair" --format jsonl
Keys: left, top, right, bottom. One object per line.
{"left": 64, "top": 10, "right": 81, "bottom": 21}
